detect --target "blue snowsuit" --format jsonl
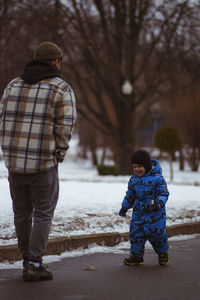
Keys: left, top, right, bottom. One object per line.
{"left": 121, "top": 159, "right": 169, "bottom": 257}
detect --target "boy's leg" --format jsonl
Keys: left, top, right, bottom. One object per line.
{"left": 129, "top": 220, "right": 146, "bottom": 257}
{"left": 148, "top": 230, "right": 169, "bottom": 254}
{"left": 148, "top": 219, "right": 169, "bottom": 265}
{"left": 8, "top": 173, "right": 32, "bottom": 262}
{"left": 123, "top": 220, "right": 146, "bottom": 265}
{"left": 28, "top": 167, "right": 59, "bottom": 262}
{"left": 148, "top": 218, "right": 169, "bottom": 255}
{"left": 130, "top": 236, "right": 146, "bottom": 258}
{"left": 149, "top": 230, "right": 169, "bottom": 265}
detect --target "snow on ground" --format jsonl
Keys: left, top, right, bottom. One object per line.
{"left": 0, "top": 137, "right": 200, "bottom": 246}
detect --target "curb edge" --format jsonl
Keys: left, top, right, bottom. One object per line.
{"left": 0, "top": 221, "right": 200, "bottom": 262}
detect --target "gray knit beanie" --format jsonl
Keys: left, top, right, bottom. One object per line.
{"left": 34, "top": 42, "right": 63, "bottom": 60}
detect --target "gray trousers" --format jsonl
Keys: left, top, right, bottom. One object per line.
{"left": 8, "top": 166, "right": 59, "bottom": 262}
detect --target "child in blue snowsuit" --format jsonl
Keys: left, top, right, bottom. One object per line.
{"left": 119, "top": 149, "right": 169, "bottom": 266}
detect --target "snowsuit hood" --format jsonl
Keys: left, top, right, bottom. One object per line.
{"left": 149, "top": 159, "right": 162, "bottom": 176}
{"left": 21, "top": 59, "right": 60, "bottom": 84}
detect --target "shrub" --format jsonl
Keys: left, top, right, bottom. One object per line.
{"left": 97, "top": 165, "right": 119, "bottom": 176}
{"left": 155, "top": 126, "right": 182, "bottom": 155}
{"left": 155, "top": 126, "right": 182, "bottom": 181}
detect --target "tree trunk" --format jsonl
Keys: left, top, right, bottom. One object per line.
{"left": 90, "top": 146, "right": 98, "bottom": 166}
{"left": 118, "top": 140, "right": 133, "bottom": 175}
{"left": 100, "top": 147, "right": 106, "bottom": 165}
{"left": 179, "top": 147, "right": 184, "bottom": 170}
{"left": 114, "top": 103, "right": 134, "bottom": 175}
{"left": 190, "top": 148, "right": 199, "bottom": 171}
{"left": 169, "top": 153, "right": 173, "bottom": 182}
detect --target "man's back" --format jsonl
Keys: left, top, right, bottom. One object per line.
{"left": 0, "top": 72, "right": 76, "bottom": 173}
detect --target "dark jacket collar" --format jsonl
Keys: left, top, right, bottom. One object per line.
{"left": 21, "top": 59, "right": 60, "bottom": 84}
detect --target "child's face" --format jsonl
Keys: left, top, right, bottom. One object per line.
{"left": 133, "top": 164, "right": 146, "bottom": 177}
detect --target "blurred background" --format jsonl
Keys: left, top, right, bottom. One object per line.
{"left": 0, "top": 0, "right": 200, "bottom": 175}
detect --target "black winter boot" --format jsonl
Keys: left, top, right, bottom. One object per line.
{"left": 158, "top": 252, "right": 169, "bottom": 265}
{"left": 124, "top": 254, "right": 144, "bottom": 266}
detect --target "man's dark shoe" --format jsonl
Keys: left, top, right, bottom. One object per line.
{"left": 158, "top": 252, "right": 169, "bottom": 266}
{"left": 23, "top": 260, "right": 29, "bottom": 277}
{"left": 124, "top": 254, "right": 144, "bottom": 266}
{"left": 23, "top": 262, "right": 53, "bottom": 281}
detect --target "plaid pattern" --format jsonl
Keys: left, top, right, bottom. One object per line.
{"left": 0, "top": 76, "right": 76, "bottom": 173}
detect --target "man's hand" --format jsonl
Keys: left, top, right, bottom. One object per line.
{"left": 55, "top": 149, "right": 65, "bottom": 163}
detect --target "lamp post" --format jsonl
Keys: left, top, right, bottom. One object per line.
{"left": 120, "top": 80, "right": 133, "bottom": 174}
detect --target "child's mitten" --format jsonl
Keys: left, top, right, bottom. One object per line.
{"left": 119, "top": 207, "right": 128, "bottom": 217}
{"left": 150, "top": 200, "right": 164, "bottom": 211}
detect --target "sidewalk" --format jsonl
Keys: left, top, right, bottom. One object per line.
{"left": 0, "top": 236, "right": 200, "bottom": 300}
{"left": 0, "top": 221, "right": 200, "bottom": 262}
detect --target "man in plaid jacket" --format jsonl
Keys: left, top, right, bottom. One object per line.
{"left": 0, "top": 42, "right": 77, "bottom": 281}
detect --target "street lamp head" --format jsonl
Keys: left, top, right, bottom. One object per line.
{"left": 122, "top": 80, "right": 133, "bottom": 95}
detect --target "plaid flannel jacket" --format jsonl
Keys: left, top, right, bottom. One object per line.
{"left": 0, "top": 77, "right": 76, "bottom": 173}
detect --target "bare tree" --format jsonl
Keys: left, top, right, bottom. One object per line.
{"left": 0, "top": 0, "right": 66, "bottom": 95}
{"left": 1, "top": 0, "right": 198, "bottom": 174}
{"left": 61, "top": 0, "right": 191, "bottom": 174}
{"left": 158, "top": 2, "right": 200, "bottom": 171}
{"left": 0, "top": 0, "right": 18, "bottom": 92}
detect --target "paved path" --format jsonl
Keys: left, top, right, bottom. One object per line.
{"left": 0, "top": 236, "right": 200, "bottom": 300}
